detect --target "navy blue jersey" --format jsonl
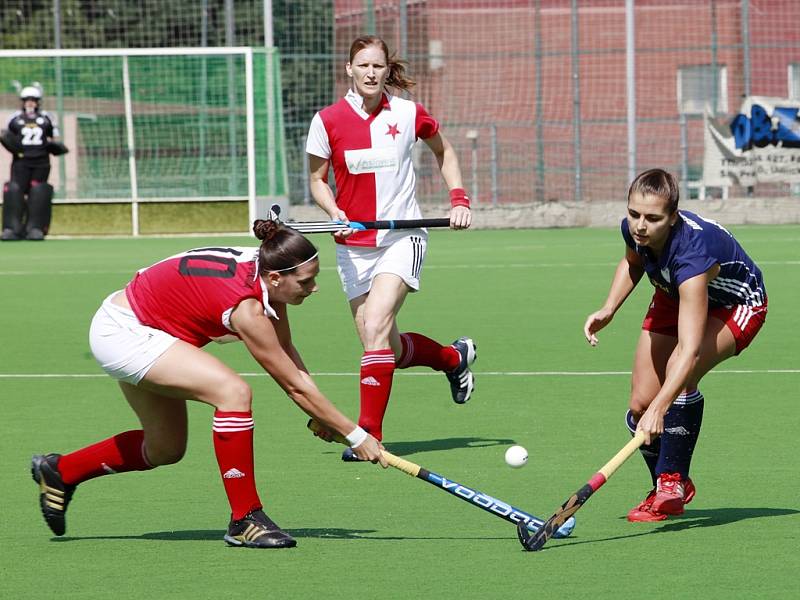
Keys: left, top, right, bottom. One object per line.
{"left": 621, "top": 210, "right": 766, "bottom": 308}
{"left": 5, "top": 109, "right": 59, "bottom": 162}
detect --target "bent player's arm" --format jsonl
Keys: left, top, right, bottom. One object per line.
{"left": 270, "top": 302, "right": 311, "bottom": 375}
{"left": 307, "top": 154, "right": 340, "bottom": 220}
{"left": 651, "top": 266, "right": 718, "bottom": 412}
{"left": 584, "top": 247, "right": 645, "bottom": 345}
{"left": 423, "top": 131, "right": 464, "bottom": 191}
{"left": 602, "top": 246, "right": 645, "bottom": 314}
{"left": 423, "top": 131, "right": 471, "bottom": 228}
{"left": 231, "top": 298, "right": 355, "bottom": 437}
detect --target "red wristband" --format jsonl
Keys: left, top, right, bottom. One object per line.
{"left": 449, "top": 188, "right": 471, "bottom": 208}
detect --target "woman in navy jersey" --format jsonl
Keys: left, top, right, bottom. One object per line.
{"left": 583, "top": 168, "right": 767, "bottom": 522}
{"left": 306, "top": 35, "right": 476, "bottom": 460}
{"left": 31, "top": 220, "right": 386, "bottom": 549}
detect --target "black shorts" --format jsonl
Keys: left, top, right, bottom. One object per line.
{"left": 10, "top": 161, "right": 51, "bottom": 192}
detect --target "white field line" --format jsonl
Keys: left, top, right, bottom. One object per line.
{"left": 1, "top": 369, "right": 798, "bottom": 379}
{"left": 0, "top": 259, "right": 798, "bottom": 277}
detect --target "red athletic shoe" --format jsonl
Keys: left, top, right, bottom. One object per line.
{"left": 627, "top": 476, "right": 696, "bottom": 522}
{"left": 684, "top": 477, "right": 696, "bottom": 504}
{"left": 627, "top": 488, "right": 667, "bottom": 522}
{"left": 651, "top": 473, "right": 695, "bottom": 515}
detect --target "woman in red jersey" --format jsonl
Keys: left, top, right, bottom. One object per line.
{"left": 306, "top": 35, "right": 476, "bottom": 460}
{"left": 32, "top": 220, "right": 386, "bottom": 549}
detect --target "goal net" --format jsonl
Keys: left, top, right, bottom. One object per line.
{"left": 0, "top": 47, "right": 287, "bottom": 234}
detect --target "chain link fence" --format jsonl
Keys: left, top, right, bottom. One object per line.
{"left": 2, "top": 0, "right": 798, "bottom": 206}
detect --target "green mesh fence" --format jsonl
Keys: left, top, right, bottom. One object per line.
{"left": 0, "top": 48, "right": 287, "bottom": 202}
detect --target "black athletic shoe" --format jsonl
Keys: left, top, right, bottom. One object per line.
{"left": 224, "top": 509, "right": 297, "bottom": 549}
{"left": 445, "top": 337, "right": 477, "bottom": 404}
{"left": 31, "top": 454, "right": 76, "bottom": 536}
{"left": 25, "top": 228, "right": 45, "bottom": 241}
{"left": 1, "top": 228, "right": 21, "bottom": 241}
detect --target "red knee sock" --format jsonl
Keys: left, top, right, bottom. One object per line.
{"left": 58, "top": 430, "right": 153, "bottom": 486}
{"left": 358, "top": 349, "right": 396, "bottom": 441}
{"left": 213, "top": 410, "right": 262, "bottom": 520}
{"left": 397, "top": 332, "right": 459, "bottom": 371}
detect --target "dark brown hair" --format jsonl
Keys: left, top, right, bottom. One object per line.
{"left": 627, "top": 168, "right": 680, "bottom": 213}
{"left": 252, "top": 220, "right": 318, "bottom": 274}
{"left": 349, "top": 35, "right": 415, "bottom": 91}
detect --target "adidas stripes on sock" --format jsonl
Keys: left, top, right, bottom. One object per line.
{"left": 213, "top": 411, "right": 262, "bottom": 521}
{"left": 396, "top": 332, "right": 459, "bottom": 371}
{"left": 58, "top": 430, "right": 154, "bottom": 486}
{"left": 357, "top": 349, "right": 396, "bottom": 441}
{"left": 656, "top": 390, "right": 705, "bottom": 480}
{"left": 626, "top": 409, "right": 661, "bottom": 487}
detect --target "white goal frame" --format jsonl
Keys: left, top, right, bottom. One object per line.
{"left": 0, "top": 47, "right": 258, "bottom": 235}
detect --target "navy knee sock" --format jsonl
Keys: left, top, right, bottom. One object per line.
{"left": 626, "top": 409, "right": 660, "bottom": 486}
{"left": 656, "top": 390, "right": 705, "bottom": 480}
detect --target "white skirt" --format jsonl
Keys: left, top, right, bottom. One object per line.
{"left": 88, "top": 292, "right": 179, "bottom": 384}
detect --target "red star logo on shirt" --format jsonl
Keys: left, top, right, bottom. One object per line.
{"left": 386, "top": 123, "right": 400, "bottom": 139}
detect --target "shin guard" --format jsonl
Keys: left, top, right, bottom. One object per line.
{"left": 26, "top": 181, "right": 53, "bottom": 237}
{"left": 2, "top": 180, "right": 25, "bottom": 238}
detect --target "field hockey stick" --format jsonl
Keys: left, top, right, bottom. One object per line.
{"left": 308, "top": 419, "right": 575, "bottom": 538}
{"left": 286, "top": 218, "right": 451, "bottom": 234}
{"left": 517, "top": 431, "right": 645, "bottom": 551}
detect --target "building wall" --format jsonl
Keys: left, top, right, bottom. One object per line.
{"left": 334, "top": 0, "right": 800, "bottom": 203}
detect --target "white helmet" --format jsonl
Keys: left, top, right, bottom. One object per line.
{"left": 20, "top": 86, "right": 42, "bottom": 101}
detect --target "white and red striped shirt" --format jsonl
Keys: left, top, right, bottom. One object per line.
{"left": 306, "top": 89, "right": 439, "bottom": 247}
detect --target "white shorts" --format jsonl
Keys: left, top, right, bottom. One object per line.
{"left": 89, "top": 292, "right": 179, "bottom": 384}
{"left": 336, "top": 234, "right": 428, "bottom": 300}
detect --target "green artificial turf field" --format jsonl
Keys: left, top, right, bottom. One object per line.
{"left": 1, "top": 226, "right": 798, "bottom": 599}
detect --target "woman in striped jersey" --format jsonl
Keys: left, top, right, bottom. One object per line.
{"left": 31, "top": 220, "right": 386, "bottom": 549}
{"left": 583, "top": 168, "right": 767, "bottom": 522}
{"left": 306, "top": 35, "right": 476, "bottom": 460}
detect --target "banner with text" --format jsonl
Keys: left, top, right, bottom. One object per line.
{"left": 703, "top": 96, "right": 800, "bottom": 187}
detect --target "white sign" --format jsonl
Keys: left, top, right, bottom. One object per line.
{"left": 703, "top": 96, "right": 800, "bottom": 187}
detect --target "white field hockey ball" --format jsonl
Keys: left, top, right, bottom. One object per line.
{"left": 505, "top": 445, "right": 528, "bottom": 468}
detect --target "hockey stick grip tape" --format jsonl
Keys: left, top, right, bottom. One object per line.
{"left": 599, "top": 431, "right": 646, "bottom": 479}
{"left": 382, "top": 452, "right": 421, "bottom": 477}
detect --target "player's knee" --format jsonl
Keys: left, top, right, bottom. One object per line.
{"left": 628, "top": 393, "right": 649, "bottom": 418}
{"left": 216, "top": 377, "right": 253, "bottom": 412}
{"left": 361, "top": 315, "right": 392, "bottom": 348}
{"left": 28, "top": 181, "right": 53, "bottom": 200}
{"left": 681, "top": 380, "right": 700, "bottom": 394}
{"left": 5, "top": 180, "right": 22, "bottom": 195}
{"left": 145, "top": 440, "right": 186, "bottom": 466}
{"left": 3, "top": 180, "right": 23, "bottom": 202}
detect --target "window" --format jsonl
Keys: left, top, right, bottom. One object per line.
{"left": 789, "top": 63, "right": 800, "bottom": 100}
{"left": 428, "top": 39, "right": 444, "bottom": 72}
{"left": 677, "top": 65, "right": 728, "bottom": 115}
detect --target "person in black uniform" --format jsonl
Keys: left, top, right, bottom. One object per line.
{"left": 1, "top": 84, "right": 68, "bottom": 241}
